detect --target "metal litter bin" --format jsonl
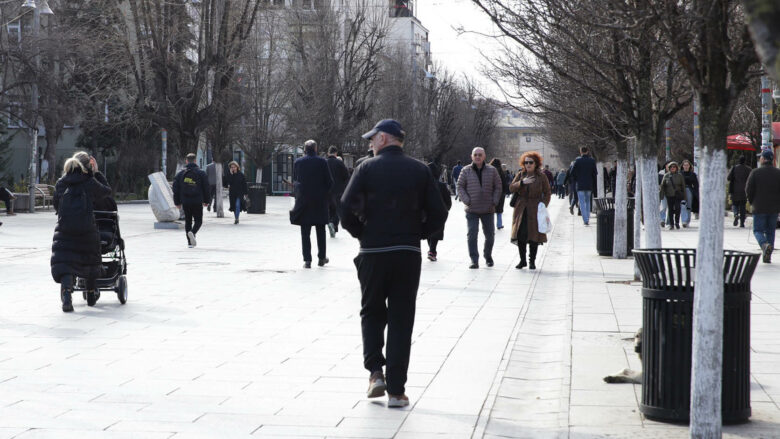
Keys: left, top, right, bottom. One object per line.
{"left": 247, "top": 183, "right": 267, "bottom": 214}
{"left": 594, "top": 198, "right": 634, "bottom": 256}
{"left": 633, "top": 248, "right": 759, "bottom": 424}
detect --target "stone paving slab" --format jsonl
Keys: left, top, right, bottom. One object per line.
{"left": 1, "top": 196, "right": 779, "bottom": 438}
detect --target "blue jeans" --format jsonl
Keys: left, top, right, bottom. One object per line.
{"left": 753, "top": 213, "right": 777, "bottom": 248}
{"left": 466, "top": 212, "right": 495, "bottom": 263}
{"left": 660, "top": 197, "right": 667, "bottom": 223}
{"left": 496, "top": 213, "right": 503, "bottom": 229}
{"left": 577, "top": 190, "right": 592, "bottom": 224}
{"left": 680, "top": 188, "right": 692, "bottom": 225}
{"left": 234, "top": 198, "right": 241, "bottom": 220}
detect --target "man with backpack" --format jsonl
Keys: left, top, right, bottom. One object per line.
{"left": 173, "top": 153, "right": 211, "bottom": 248}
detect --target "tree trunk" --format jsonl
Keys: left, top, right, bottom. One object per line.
{"left": 633, "top": 156, "right": 643, "bottom": 281}
{"left": 613, "top": 158, "right": 628, "bottom": 259}
{"left": 690, "top": 146, "right": 727, "bottom": 438}
{"left": 596, "top": 162, "right": 606, "bottom": 199}
{"left": 639, "top": 154, "right": 662, "bottom": 249}
{"left": 215, "top": 162, "right": 225, "bottom": 218}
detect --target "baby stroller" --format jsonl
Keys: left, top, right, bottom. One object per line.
{"left": 74, "top": 210, "right": 128, "bottom": 304}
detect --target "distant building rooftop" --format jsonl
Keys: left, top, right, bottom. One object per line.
{"left": 496, "top": 109, "right": 542, "bottom": 130}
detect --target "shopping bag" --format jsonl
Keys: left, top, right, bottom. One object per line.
{"left": 537, "top": 202, "right": 551, "bottom": 234}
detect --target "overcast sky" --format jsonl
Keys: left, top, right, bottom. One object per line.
{"left": 416, "top": 0, "right": 505, "bottom": 99}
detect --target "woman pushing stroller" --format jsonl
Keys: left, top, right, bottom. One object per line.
{"left": 51, "top": 152, "right": 111, "bottom": 312}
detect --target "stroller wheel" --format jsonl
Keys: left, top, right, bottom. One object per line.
{"left": 116, "top": 275, "right": 128, "bottom": 305}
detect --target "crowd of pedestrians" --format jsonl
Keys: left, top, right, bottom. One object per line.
{"left": 32, "top": 112, "right": 780, "bottom": 412}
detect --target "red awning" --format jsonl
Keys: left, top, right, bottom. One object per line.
{"left": 727, "top": 133, "right": 757, "bottom": 151}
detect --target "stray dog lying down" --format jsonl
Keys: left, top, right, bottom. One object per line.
{"left": 603, "top": 328, "right": 642, "bottom": 384}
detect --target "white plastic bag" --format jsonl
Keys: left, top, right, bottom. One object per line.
{"left": 537, "top": 202, "right": 551, "bottom": 234}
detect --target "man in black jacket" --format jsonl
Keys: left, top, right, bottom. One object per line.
{"left": 326, "top": 146, "right": 351, "bottom": 237}
{"left": 173, "top": 153, "right": 211, "bottom": 248}
{"left": 340, "top": 119, "right": 447, "bottom": 408}
{"left": 292, "top": 140, "right": 333, "bottom": 268}
{"left": 746, "top": 149, "right": 780, "bottom": 263}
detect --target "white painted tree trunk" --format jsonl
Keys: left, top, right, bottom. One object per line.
{"left": 597, "top": 162, "right": 606, "bottom": 199}
{"left": 633, "top": 158, "right": 643, "bottom": 281}
{"left": 690, "top": 148, "right": 727, "bottom": 439}
{"left": 215, "top": 162, "right": 225, "bottom": 218}
{"left": 256, "top": 168, "right": 262, "bottom": 184}
{"left": 640, "top": 156, "right": 662, "bottom": 249}
{"left": 613, "top": 158, "right": 629, "bottom": 259}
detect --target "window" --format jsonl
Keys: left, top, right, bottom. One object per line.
{"left": 7, "top": 20, "right": 21, "bottom": 44}
{"left": 7, "top": 102, "right": 24, "bottom": 128}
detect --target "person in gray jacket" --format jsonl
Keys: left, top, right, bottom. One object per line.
{"left": 746, "top": 149, "right": 780, "bottom": 263}
{"left": 457, "top": 147, "right": 503, "bottom": 268}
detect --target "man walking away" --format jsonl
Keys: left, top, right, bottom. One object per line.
{"left": 173, "top": 153, "right": 211, "bottom": 248}
{"left": 340, "top": 119, "right": 447, "bottom": 408}
{"left": 292, "top": 140, "right": 333, "bottom": 268}
{"left": 555, "top": 169, "right": 567, "bottom": 199}
{"left": 659, "top": 161, "right": 685, "bottom": 230}
{"left": 569, "top": 147, "right": 598, "bottom": 225}
{"left": 728, "top": 155, "right": 752, "bottom": 228}
{"left": 451, "top": 160, "right": 464, "bottom": 200}
{"left": 326, "top": 146, "right": 350, "bottom": 238}
{"left": 206, "top": 159, "right": 217, "bottom": 212}
{"left": 746, "top": 149, "right": 780, "bottom": 263}
{"left": 457, "top": 147, "right": 503, "bottom": 268}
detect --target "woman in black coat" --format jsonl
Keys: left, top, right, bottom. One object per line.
{"left": 51, "top": 152, "right": 111, "bottom": 312}
{"left": 490, "top": 158, "right": 510, "bottom": 229}
{"left": 226, "top": 161, "right": 248, "bottom": 224}
{"left": 426, "top": 162, "right": 453, "bottom": 261}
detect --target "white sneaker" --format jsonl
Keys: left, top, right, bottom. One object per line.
{"left": 188, "top": 232, "right": 197, "bottom": 247}
{"left": 387, "top": 394, "right": 410, "bottom": 408}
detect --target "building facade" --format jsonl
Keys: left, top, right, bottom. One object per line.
{"left": 494, "top": 109, "right": 566, "bottom": 173}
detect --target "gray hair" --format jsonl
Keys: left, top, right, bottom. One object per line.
{"left": 304, "top": 139, "right": 317, "bottom": 154}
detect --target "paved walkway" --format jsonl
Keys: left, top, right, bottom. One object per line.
{"left": 0, "top": 196, "right": 778, "bottom": 438}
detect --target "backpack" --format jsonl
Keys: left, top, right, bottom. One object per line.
{"left": 182, "top": 169, "right": 200, "bottom": 199}
{"left": 58, "top": 184, "right": 94, "bottom": 234}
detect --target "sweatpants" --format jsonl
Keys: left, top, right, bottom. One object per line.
{"left": 354, "top": 251, "right": 421, "bottom": 396}
{"left": 183, "top": 203, "right": 203, "bottom": 243}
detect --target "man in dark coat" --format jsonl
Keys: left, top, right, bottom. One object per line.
{"left": 569, "top": 146, "right": 598, "bottom": 225}
{"left": 746, "top": 149, "right": 780, "bottom": 263}
{"left": 173, "top": 153, "right": 211, "bottom": 248}
{"left": 451, "top": 160, "right": 463, "bottom": 200}
{"left": 326, "top": 146, "right": 351, "bottom": 238}
{"left": 728, "top": 155, "right": 752, "bottom": 227}
{"left": 340, "top": 119, "right": 447, "bottom": 408}
{"left": 292, "top": 140, "right": 333, "bottom": 268}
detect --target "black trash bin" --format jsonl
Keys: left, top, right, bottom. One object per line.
{"left": 594, "top": 198, "right": 634, "bottom": 256}
{"left": 633, "top": 248, "right": 759, "bottom": 424}
{"left": 247, "top": 183, "right": 267, "bottom": 214}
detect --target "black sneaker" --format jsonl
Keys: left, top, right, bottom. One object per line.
{"left": 515, "top": 261, "right": 527, "bottom": 269}
{"left": 486, "top": 258, "right": 494, "bottom": 267}
{"left": 318, "top": 258, "right": 329, "bottom": 267}
{"left": 303, "top": 261, "right": 312, "bottom": 269}
{"left": 427, "top": 252, "right": 436, "bottom": 262}
{"left": 469, "top": 262, "right": 479, "bottom": 269}
{"left": 733, "top": 217, "right": 739, "bottom": 227}
{"left": 569, "top": 205, "right": 574, "bottom": 215}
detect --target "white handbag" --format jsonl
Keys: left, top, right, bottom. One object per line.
{"left": 537, "top": 202, "right": 551, "bottom": 234}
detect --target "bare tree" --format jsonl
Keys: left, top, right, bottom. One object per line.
{"left": 743, "top": 1, "right": 780, "bottom": 81}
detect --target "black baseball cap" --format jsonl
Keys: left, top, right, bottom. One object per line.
{"left": 362, "top": 119, "right": 405, "bottom": 140}
{"left": 757, "top": 149, "right": 774, "bottom": 160}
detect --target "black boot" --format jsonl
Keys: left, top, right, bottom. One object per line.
{"left": 529, "top": 243, "right": 538, "bottom": 270}
{"left": 61, "top": 285, "right": 74, "bottom": 313}
{"left": 516, "top": 244, "right": 527, "bottom": 269}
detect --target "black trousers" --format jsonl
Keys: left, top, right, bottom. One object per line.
{"left": 301, "top": 224, "right": 326, "bottom": 262}
{"left": 355, "top": 251, "right": 421, "bottom": 396}
{"left": 60, "top": 274, "right": 95, "bottom": 290}
{"left": 733, "top": 200, "right": 747, "bottom": 225}
{"left": 328, "top": 194, "right": 341, "bottom": 231}
{"left": 183, "top": 203, "right": 203, "bottom": 241}
{"left": 666, "top": 195, "right": 681, "bottom": 226}
{"left": 209, "top": 185, "right": 217, "bottom": 210}
{"left": 427, "top": 239, "right": 439, "bottom": 254}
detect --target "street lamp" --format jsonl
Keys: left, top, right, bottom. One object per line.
{"left": 21, "top": 0, "right": 54, "bottom": 213}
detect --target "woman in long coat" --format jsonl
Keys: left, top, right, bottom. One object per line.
{"left": 226, "top": 161, "right": 248, "bottom": 224}
{"left": 426, "top": 162, "right": 453, "bottom": 261}
{"left": 51, "top": 152, "right": 111, "bottom": 312}
{"left": 510, "top": 151, "right": 551, "bottom": 270}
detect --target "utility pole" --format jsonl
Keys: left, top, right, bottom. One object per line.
{"left": 761, "top": 76, "right": 773, "bottom": 153}
{"left": 161, "top": 129, "right": 168, "bottom": 177}
{"left": 665, "top": 120, "right": 671, "bottom": 161}
{"left": 693, "top": 95, "right": 701, "bottom": 174}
